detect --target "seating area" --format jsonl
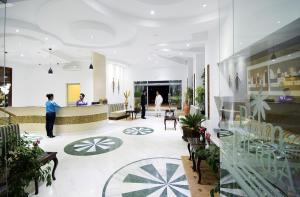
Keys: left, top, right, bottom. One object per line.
{"left": 108, "top": 103, "right": 127, "bottom": 120}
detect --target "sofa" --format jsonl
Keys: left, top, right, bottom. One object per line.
{"left": 108, "top": 103, "right": 128, "bottom": 120}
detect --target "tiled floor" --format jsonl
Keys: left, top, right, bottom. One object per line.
{"left": 29, "top": 116, "right": 189, "bottom": 197}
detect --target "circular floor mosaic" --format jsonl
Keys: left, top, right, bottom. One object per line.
{"left": 64, "top": 136, "right": 122, "bottom": 156}
{"left": 102, "top": 157, "right": 190, "bottom": 197}
{"left": 123, "top": 127, "right": 154, "bottom": 135}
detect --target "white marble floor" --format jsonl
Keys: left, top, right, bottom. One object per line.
{"left": 29, "top": 116, "right": 190, "bottom": 197}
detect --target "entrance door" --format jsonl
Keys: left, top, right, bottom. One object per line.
{"left": 148, "top": 85, "right": 169, "bottom": 105}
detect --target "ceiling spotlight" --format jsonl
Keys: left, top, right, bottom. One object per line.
{"left": 186, "top": 43, "right": 190, "bottom": 47}
{"left": 162, "top": 48, "right": 170, "bottom": 52}
{"left": 45, "top": 37, "right": 49, "bottom": 41}
{"left": 277, "top": 20, "right": 281, "bottom": 24}
{"left": 20, "top": 53, "right": 24, "bottom": 57}
{"left": 15, "top": 29, "right": 19, "bottom": 33}
{"left": 48, "top": 67, "right": 53, "bottom": 74}
{"left": 90, "top": 35, "right": 94, "bottom": 39}
{"left": 150, "top": 10, "right": 155, "bottom": 15}
{"left": 89, "top": 63, "right": 93, "bottom": 70}
{"left": 202, "top": 4, "right": 207, "bottom": 8}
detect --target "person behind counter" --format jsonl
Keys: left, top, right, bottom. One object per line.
{"left": 76, "top": 93, "right": 88, "bottom": 106}
{"left": 45, "top": 93, "right": 60, "bottom": 138}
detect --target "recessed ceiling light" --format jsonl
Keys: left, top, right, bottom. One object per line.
{"left": 20, "top": 53, "right": 24, "bottom": 57}
{"left": 162, "top": 48, "right": 170, "bottom": 52}
{"left": 15, "top": 29, "right": 19, "bottom": 33}
{"left": 90, "top": 35, "right": 94, "bottom": 39}
{"left": 45, "top": 37, "right": 49, "bottom": 41}
{"left": 277, "top": 20, "right": 281, "bottom": 24}
{"left": 202, "top": 4, "right": 207, "bottom": 8}
{"left": 157, "top": 43, "right": 167, "bottom": 47}
{"left": 150, "top": 10, "right": 155, "bottom": 15}
{"left": 186, "top": 43, "right": 190, "bottom": 47}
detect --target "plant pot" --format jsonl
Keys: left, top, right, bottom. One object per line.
{"left": 183, "top": 102, "right": 190, "bottom": 116}
{"left": 181, "top": 126, "right": 200, "bottom": 141}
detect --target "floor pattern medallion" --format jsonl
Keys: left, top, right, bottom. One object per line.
{"left": 64, "top": 136, "right": 122, "bottom": 156}
{"left": 102, "top": 157, "right": 190, "bottom": 197}
{"left": 123, "top": 127, "right": 154, "bottom": 135}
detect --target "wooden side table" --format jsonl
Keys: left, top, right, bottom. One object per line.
{"left": 35, "top": 152, "right": 58, "bottom": 195}
{"left": 164, "top": 110, "right": 177, "bottom": 130}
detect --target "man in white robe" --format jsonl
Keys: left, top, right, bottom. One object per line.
{"left": 155, "top": 91, "right": 163, "bottom": 117}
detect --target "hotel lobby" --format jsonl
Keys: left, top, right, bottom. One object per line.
{"left": 1, "top": 0, "right": 300, "bottom": 197}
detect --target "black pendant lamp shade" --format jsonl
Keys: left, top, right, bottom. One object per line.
{"left": 89, "top": 63, "right": 93, "bottom": 69}
{"left": 271, "top": 52, "right": 277, "bottom": 61}
{"left": 48, "top": 67, "right": 53, "bottom": 74}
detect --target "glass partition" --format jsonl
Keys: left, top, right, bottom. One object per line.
{"left": 218, "top": 1, "right": 300, "bottom": 196}
{"left": 0, "top": 0, "right": 7, "bottom": 195}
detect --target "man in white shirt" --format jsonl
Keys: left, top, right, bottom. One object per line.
{"left": 155, "top": 91, "right": 163, "bottom": 117}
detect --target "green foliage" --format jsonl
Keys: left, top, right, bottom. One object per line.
{"left": 196, "top": 144, "right": 220, "bottom": 173}
{"left": 180, "top": 114, "right": 205, "bottom": 130}
{"left": 134, "top": 91, "right": 142, "bottom": 98}
{"left": 0, "top": 135, "right": 52, "bottom": 197}
{"left": 195, "top": 86, "right": 205, "bottom": 106}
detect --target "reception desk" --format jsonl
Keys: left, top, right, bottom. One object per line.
{"left": 5, "top": 105, "right": 108, "bottom": 133}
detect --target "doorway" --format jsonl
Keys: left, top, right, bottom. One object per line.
{"left": 148, "top": 85, "right": 169, "bottom": 105}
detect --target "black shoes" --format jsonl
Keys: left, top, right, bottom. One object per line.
{"left": 142, "top": 117, "right": 146, "bottom": 119}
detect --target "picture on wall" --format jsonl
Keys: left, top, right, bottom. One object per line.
{"left": 269, "top": 57, "right": 300, "bottom": 92}
{"left": 248, "top": 65, "right": 269, "bottom": 91}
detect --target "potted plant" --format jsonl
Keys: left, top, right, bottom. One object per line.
{"left": 183, "top": 91, "right": 190, "bottom": 115}
{"left": 180, "top": 114, "right": 205, "bottom": 141}
{"left": 123, "top": 90, "right": 130, "bottom": 110}
{"left": 0, "top": 135, "right": 51, "bottom": 197}
{"left": 195, "top": 86, "right": 205, "bottom": 115}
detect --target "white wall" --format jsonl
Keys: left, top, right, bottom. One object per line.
{"left": 106, "top": 62, "right": 132, "bottom": 104}
{"left": 205, "top": 26, "right": 220, "bottom": 128}
{"left": 11, "top": 62, "right": 93, "bottom": 107}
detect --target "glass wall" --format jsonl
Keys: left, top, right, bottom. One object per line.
{"left": 218, "top": 0, "right": 300, "bottom": 196}
{"left": 0, "top": 0, "right": 7, "bottom": 195}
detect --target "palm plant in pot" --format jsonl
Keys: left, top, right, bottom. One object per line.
{"left": 180, "top": 114, "right": 205, "bottom": 141}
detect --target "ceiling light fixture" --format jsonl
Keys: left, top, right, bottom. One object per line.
{"left": 186, "top": 43, "right": 190, "bottom": 47}
{"left": 20, "top": 53, "right": 24, "bottom": 57}
{"left": 48, "top": 48, "right": 53, "bottom": 74}
{"left": 15, "top": 29, "right": 19, "bottom": 33}
{"left": 150, "top": 10, "right": 155, "bottom": 15}
{"left": 90, "top": 35, "right": 94, "bottom": 39}
{"left": 202, "top": 4, "right": 207, "bottom": 8}
{"left": 45, "top": 37, "right": 49, "bottom": 41}
{"left": 277, "top": 20, "right": 281, "bottom": 24}
{"left": 89, "top": 54, "right": 94, "bottom": 70}
{"left": 271, "top": 52, "right": 277, "bottom": 61}
{"left": 48, "top": 67, "right": 53, "bottom": 74}
{"left": 162, "top": 48, "right": 170, "bottom": 52}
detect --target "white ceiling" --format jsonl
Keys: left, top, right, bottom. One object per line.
{"left": 0, "top": 0, "right": 218, "bottom": 68}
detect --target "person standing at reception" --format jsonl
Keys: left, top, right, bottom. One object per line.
{"left": 155, "top": 91, "right": 163, "bottom": 117}
{"left": 76, "top": 93, "right": 88, "bottom": 106}
{"left": 141, "top": 90, "right": 147, "bottom": 119}
{"left": 45, "top": 93, "right": 60, "bottom": 138}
